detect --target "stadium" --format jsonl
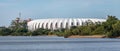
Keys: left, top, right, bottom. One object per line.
{"left": 27, "top": 18, "right": 106, "bottom": 31}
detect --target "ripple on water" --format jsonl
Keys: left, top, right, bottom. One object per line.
{"left": 0, "top": 36, "right": 120, "bottom": 51}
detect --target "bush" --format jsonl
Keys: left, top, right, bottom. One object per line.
{"left": 32, "top": 28, "right": 50, "bottom": 36}
{"left": 0, "top": 28, "right": 12, "bottom": 36}
{"left": 63, "top": 29, "right": 72, "bottom": 38}
{"left": 92, "top": 26, "right": 105, "bottom": 35}
{"left": 106, "top": 30, "right": 119, "bottom": 38}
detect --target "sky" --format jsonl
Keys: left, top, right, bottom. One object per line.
{"left": 0, "top": 0, "right": 120, "bottom": 26}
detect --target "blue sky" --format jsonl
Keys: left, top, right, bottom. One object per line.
{"left": 0, "top": 0, "right": 120, "bottom": 26}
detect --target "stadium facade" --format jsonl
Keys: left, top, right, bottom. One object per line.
{"left": 27, "top": 18, "right": 106, "bottom": 31}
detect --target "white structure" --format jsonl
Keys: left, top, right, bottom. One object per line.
{"left": 27, "top": 18, "right": 106, "bottom": 31}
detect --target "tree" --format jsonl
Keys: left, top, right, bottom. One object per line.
{"left": 107, "top": 15, "right": 118, "bottom": 22}
{"left": 72, "top": 28, "right": 80, "bottom": 35}
{"left": 92, "top": 26, "right": 105, "bottom": 35}
{"left": 110, "top": 21, "right": 120, "bottom": 37}
{"left": 102, "top": 15, "right": 120, "bottom": 38}
{"left": 0, "top": 28, "right": 12, "bottom": 36}
{"left": 112, "top": 21, "right": 120, "bottom": 31}
{"left": 10, "top": 18, "right": 28, "bottom": 31}
{"left": 32, "top": 28, "right": 50, "bottom": 36}
{"left": 103, "top": 15, "right": 118, "bottom": 32}
{"left": 64, "top": 29, "right": 72, "bottom": 38}
{"left": 16, "top": 28, "right": 28, "bottom": 33}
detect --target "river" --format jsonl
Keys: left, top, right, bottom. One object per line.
{"left": 0, "top": 36, "right": 120, "bottom": 51}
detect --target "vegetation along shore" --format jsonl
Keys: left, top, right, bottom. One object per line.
{"left": 0, "top": 15, "right": 120, "bottom": 38}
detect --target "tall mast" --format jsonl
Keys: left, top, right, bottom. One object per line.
{"left": 19, "top": 12, "right": 21, "bottom": 18}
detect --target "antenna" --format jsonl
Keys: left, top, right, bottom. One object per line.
{"left": 19, "top": 12, "right": 21, "bottom": 18}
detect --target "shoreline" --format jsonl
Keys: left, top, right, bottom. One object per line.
{"left": 68, "top": 35, "right": 106, "bottom": 38}
{"left": 0, "top": 35, "right": 120, "bottom": 38}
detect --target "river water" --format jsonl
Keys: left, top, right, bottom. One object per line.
{"left": 0, "top": 36, "right": 120, "bottom": 51}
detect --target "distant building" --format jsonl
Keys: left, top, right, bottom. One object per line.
{"left": 11, "top": 17, "right": 32, "bottom": 28}
{"left": 27, "top": 18, "right": 106, "bottom": 31}
{"left": 13, "top": 17, "right": 32, "bottom": 23}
